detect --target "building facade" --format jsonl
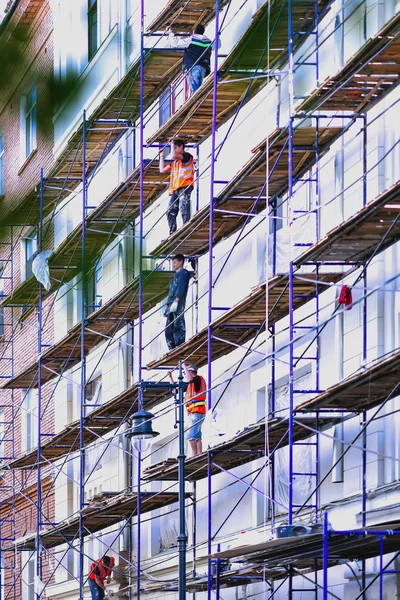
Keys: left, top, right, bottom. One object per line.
{"left": 0, "top": 0, "right": 400, "bottom": 599}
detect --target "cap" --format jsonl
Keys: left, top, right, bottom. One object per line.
{"left": 187, "top": 364, "right": 198, "bottom": 373}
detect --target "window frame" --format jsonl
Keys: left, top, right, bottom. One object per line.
{"left": 21, "top": 86, "right": 37, "bottom": 162}
{"left": 0, "top": 131, "right": 4, "bottom": 195}
{"left": 88, "top": 0, "right": 99, "bottom": 60}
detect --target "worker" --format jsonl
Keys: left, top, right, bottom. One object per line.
{"left": 166, "top": 24, "right": 215, "bottom": 95}
{"left": 169, "top": 363, "right": 207, "bottom": 456}
{"left": 159, "top": 140, "right": 194, "bottom": 235}
{"left": 164, "top": 254, "right": 191, "bottom": 350}
{"left": 88, "top": 555, "right": 114, "bottom": 600}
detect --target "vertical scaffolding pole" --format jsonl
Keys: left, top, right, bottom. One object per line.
{"left": 136, "top": 1, "right": 146, "bottom": 597}
{"left": 79, "top": 111, "right": 88, "bottom": 600}
{"left": 287, "top": 0, "right": 295, "bottom": 527}
{"left": 35, "top": 168, "right": 44, "bottom": 600}
{"left": 207, "top": 2, "right": 220, "bottom": 597}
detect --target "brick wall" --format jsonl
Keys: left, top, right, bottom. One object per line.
{"left": 0, "top": 0, "right": 54, "bottom": 218}
{"left": 0, "top": 3, "right": 56, "bottom": 597}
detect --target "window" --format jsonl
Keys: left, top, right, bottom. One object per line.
{"left": 159, "top": 87, "right": 172, "bottom": 127}
{"left": 22, "top": 553, "right": 35, "bottom": 600}
{"left": 85, "top": 375, "right": 102, "bottom": 407}
{"left": 23, "top": 390, "right": 38, "bottom": 452}
{"left": 0, "top": 132, "right": 4, "bottom": 195}
{"left": 88, "top": 0, "right": 98, "bottom": 60}
{"left": 0, "top": 408, "right": 5, "bottom": 461}
{"left": 0, "top": 272, "right": 4, "bottom": 338}
{"left": 21, "top": 231, "right": 37, "bottom": 282}
{"left": 86, "top": 261, "right": 103, "bottom": 314}
{"left": 21, "top": 87, "right": 37, "bottom": 160}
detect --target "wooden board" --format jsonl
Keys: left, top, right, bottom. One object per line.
{"left": 6, "top": 381, "right": 173, "bottom": 469}
{"left": 148, "top": 272, "right": 345, "bottom": 369}
{"left": 9, "top": 491, "right": 183, "bottom": 550}
{"left": 2, "top": 49, "right": 183, "bottom": 226}
{"left": 3, "top": 160, "right": 169, "bottom": 307}
{"left": 150, "top": 126, "right": 343, "bottom": 258}
{"left": 211, "top": 518, "right": 400, "bottom": 567}
{"left": 296, "top": 180, "right": 400, "bottom": 265}
{"left": 2, "top": 271, "right": 173, "bottom": 389}
{"left": 148, "top": 0, "right": 332, "bottom": 144}
{"left": 297, "top": 12, "right": 400, "bottom": 114}
{"left": 298, "top": 348, "right": 400, "bottom": 413}
{"left": 147, "top": 0, "right": 230, "bottom": 33}
{"left": 143, "top": 415, "right": 341, "bottom": 482}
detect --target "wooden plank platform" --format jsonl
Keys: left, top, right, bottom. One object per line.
{"left": 150, "top": 126, "right": 343, "bottom": 258}
{"left": 297, "top": 12, "right": 400, "bottom": 114}
{"left": 144, "top": 565, "right": 272, "bottom": 594}
{"left": 147, "top": 272, "right": 344, "bottom": 370}
{"left": 143, "top": 415, "right": 341, "bottom": 483}
{"left": 296, "top": 180, "right": 400, "bottom": 266}
{"left": 5, "top": 380, "right": 173, "bottom": 469}
{"left": 148, "top": 0, "right": 331, "bottom": 144}
{"left": 3, "top": 49, "right": 183, "bottom": 226}
{"left": 211, "top": 518, "right": 400, "bottom": 567}
{"left": 2, "top": 271, "right": 173, "bottom": 389}
{"left": 9, "top": 491, "right": 183, "bottom": 551}
{"left": 147, "top": 0, "right": 230, "bottom": 33}
{"left": 298, "top": 348, "right": 400, "bottom": 414}
{"left": 3, "top": 160, "right": 169, "bottom": 307}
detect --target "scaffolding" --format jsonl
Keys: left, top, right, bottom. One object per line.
{"left": 0, "top": 0, "right": 400, "bottom": 599}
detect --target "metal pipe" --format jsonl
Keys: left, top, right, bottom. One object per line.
{"left": 177, "top": 361, "right": 187, "bottom": 600}
{"left": 207, "top": 2, "right": 220, "bottom": 598}
{"left": 323, "top": 511, "right": 329, "bottom": 600}
{"left": 79, "top": 111, "right": 88, "bottom": 600}
{"left": 137, "top": 0, "right": 146, "bottom": 597}
{"left": 35, "top": 168, "right": 44, "bottom": 600}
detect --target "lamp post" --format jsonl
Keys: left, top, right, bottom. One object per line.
{"left": 129, "top": 366, "right": 187, "bottom": 600}
{"left": 176, "top": 362, "right": 187, "bottom": 600}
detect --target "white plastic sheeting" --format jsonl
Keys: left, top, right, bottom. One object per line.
{"left": 32, "top": 250, "right": 53, "bottom": 290}
{"left": 268, "top": 214, "right": 315, "bottom": 274}
{"left": 273, "top": 371, "right": 314, "bottom": 515}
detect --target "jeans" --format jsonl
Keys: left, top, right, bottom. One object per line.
{"left": 188, "top": 65, "right": 206, "bottom": 95}
{"left": 165, "top": 302, "right": 186, "bottom": 350}
{"left": 167, "top": 186, "right": 193, "bottom": 235}
{"left": 186, "top": 412, "right": 205, "bottom": 441}
{"left": 89, "top": 579, "right": 105, "bottom": 600}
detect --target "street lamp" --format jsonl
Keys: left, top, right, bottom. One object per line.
{"left": 128, "top": 410, "right": 159, "bottom": 453}
{"left": 128, "top": 366, "right": 187, "bottom": 600}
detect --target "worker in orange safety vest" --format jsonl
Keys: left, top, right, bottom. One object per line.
{"left": 159, "top": 139, "right": 195, "bottom": 235}
{"left": 169, "top": 362, "right": 207, "bottom": 456}
{"left": 88, "top": 556, "right": 114, "bottom": 600}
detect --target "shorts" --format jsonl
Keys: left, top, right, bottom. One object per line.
{"left": 186, "top": 412, "right": 205, "bottom": 441}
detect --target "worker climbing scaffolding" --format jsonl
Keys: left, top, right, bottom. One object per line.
{"left": 164, "top": 254, "right": 192, "bottom": 350}
{"left": 169, "top": 363, "right": 207, "bottom": 456}
{"left": 88, "top": 556, "right": 114, "bottom": 600}
{"left": 159, "top": 139, "right": 195, "bottom": 235}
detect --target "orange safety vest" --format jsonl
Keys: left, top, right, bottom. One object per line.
{"left": 186, "top": 376, "right": 207, "bottom": 414}
{"left": 168, "top": 158, "right": 194, "bottom": 194}
{"left": 88, "top": 558, "right": 115, "bottom": 581}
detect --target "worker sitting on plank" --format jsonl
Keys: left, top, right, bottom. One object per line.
{"left": 164, "top": 254, "right": 191, "bottom": 350}
{"left": 166, "top": 23, "right": 213, "bottom": 95}
{"left": 88, "top": 555, "right": 114, "bottom": 600}
{"left": 159, "top": 139, "right": 195, "bottom": 235}
{"left": 169, "top": 363, "right": 207, "bottom": 456}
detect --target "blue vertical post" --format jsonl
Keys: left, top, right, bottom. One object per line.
{"left": 207, "top": 2, "right": 220, "bottom": 598}
{"left": 361, "top": 113, "right": 368, "bottom": 600}
{"left": 35, "top": 168, "right": 44, "bottom": 600}
{"left": 137, "top": 1, "right": 146, "bottom": 598}
{"left": 287, "top": 0, "right": 295, "bottom": 527}
{"left": 79, "top": 111, "right": 88, "bottom": 600}
{"left": 323, "top": 512, "right": 329, "bottom": 600}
